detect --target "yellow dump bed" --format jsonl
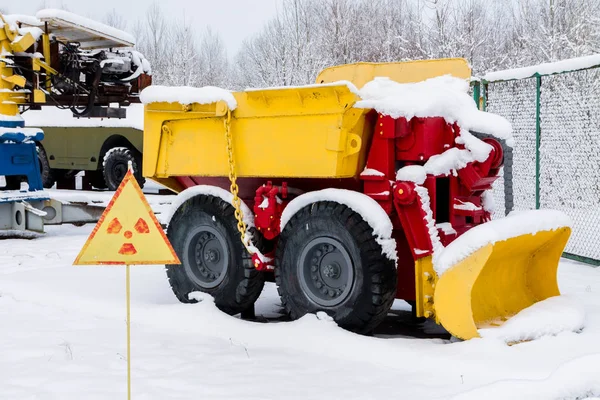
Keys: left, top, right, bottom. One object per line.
{"left": 143, "top": 84, "right": 370, "bottom": 182}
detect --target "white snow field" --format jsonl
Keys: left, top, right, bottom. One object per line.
{"left": 0, "top": 194, "right": 599, "bottom": 399}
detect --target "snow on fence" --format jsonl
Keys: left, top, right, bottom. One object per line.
{"left": 474, "top": 56, "right": 600, "bottom": 266}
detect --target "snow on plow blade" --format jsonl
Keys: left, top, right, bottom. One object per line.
{"left": 434, "top": 223, "right": 571, "bottom": 340}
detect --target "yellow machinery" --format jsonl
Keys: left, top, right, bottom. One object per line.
{"left": 0, "top": 11, "right": 148, "bottom": 233}
{"left": 0, "top": 14, "right": 38, "bottom": 119}
{"left": 142, "top": 58, "right": 570, "bottom": 339}
{"left": 315, "top": 58, "right": 471, "bottom": 88}
{"left": 434, "top": 228, "right": 571, "bottom": 339}
{"left": 1, "top": 11, "right": 150, "bottom": 118}
{"left": 144, "top": 85, "right": 367, "bottom": 181}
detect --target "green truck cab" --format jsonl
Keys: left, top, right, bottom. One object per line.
{"left": 23, "top": 105, "right": 145, "bottom": 190}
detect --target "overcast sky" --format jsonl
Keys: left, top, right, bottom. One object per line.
{"left": 4, "top": 0, "right": 283, "bottom": 54}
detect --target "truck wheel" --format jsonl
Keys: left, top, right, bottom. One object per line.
{"left": 165, "top": 194, "right": 265, "bottom": 315}
{"left": 36, "top": 144, "right": 55, "bottom": 189}
{"left": 275, "top": 201, "right": 397, "bottom": 334}
{"left": 102, "top": 147, "right": 145, "bottom": 190}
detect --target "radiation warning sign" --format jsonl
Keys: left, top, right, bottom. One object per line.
{"left": 74, "top": 170, "right": 180, "bottom": 265}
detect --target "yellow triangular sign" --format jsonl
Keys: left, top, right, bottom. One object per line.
{"left": 74, "top": 170, "right": 180, "bottom": 265}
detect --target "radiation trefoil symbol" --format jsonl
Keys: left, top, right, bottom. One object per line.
{"left": 107, "top": 217, "right": 151, "bottom": 255}
{"left": 73, "top": 169, "right": 180, "bottom": 266}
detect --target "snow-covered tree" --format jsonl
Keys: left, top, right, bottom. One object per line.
{"left": 124, "top": 0, "right": 600, "bottom": 89}
{"left": 197, "top": 28, "right": 229, "bottom": 88}
{"left": 132, "top": 2, "right": 171, "bottom": 84}
{"left": 103, "top": 8, "right": 127, "bottom": 31}
{"left": 512, "top": 0, "right": 600, "bottom": 64}
{"left": 68, "top": 0, "right": 600, "bottom": 90}
{"left": 162, "top": 19, "right": 199, "bottom": 86}
{"left": 233, "top": 0, "right": 324, "bottom": 88}
{"left": 131, "top": 2, "right": 228, "bottom": 87}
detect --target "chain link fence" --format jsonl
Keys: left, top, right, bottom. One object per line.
{"left": 476, "top": 61, "right": 600, "bottom": 266}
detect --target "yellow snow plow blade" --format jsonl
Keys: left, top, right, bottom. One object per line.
{"left": 433, "top": 227, "right": 571, "bottom": 340}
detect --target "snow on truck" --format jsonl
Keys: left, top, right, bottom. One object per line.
{"left": 141, "top": 59, "right": 572, "bottom": 340}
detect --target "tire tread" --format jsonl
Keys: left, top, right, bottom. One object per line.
{"left": 275, "top": 201, "right": 397, "bottom": 334}
{"left": 165, "top": 194, "right": 265, "bottom": 315}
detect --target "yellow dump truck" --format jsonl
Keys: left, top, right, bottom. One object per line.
{"left": 141, "top": 59, "right": 571, "bottom": 339}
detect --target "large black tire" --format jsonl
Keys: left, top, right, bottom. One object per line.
{"left": 102, "top": 147, "right": 145, "bottom": 190}
{"left": 275, "top": 201, "right": 397, "bottom": 334}
{"left": 36, "top": 144, "right": 56, "bottom": 189}
{"left": 165, "top": 194, "right": 265, "bottom": 315}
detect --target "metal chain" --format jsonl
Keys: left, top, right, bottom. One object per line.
{"left": 224, "top": 109, "right": 252, "bottom": 252}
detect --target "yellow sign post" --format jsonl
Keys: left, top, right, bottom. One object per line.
{"left": 74, "top": 166, "right": 180, "bottom": 399}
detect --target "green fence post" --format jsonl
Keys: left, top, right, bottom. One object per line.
{"left": 472, "top": 80, "right": 481, "bottom": 108}
{"left": 482, "top": 81, "right": 487, "bottom": 111}
{"left": 535, "top": 74, "right": 542, "bottom": 210}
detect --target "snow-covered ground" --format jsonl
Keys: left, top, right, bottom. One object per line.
{"left": 1, "top": 197, "right": 599, "bottom": 399}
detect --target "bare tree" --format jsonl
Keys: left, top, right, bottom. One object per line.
{"left": 131, "top": 2, "right": 229, "bottom": 88}
{"left": 133, "top": 2, "right": 171, "bottom": 85}
{"left": 164, "top": 18, "right": 200, "bottom": 86}
{"left": 197, "top": 28, "right": 229, "bottom": 87}
{"left": 317, "top": 0, "right": 359, "bottom": 64}
{"left": 499, "top": 0, "right": 599, "bottom": 66}
{"left": 103, "top": 8, "right": 127, "bottom": 31}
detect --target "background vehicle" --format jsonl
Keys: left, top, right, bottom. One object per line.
{"left": 0, "top": 9, "right": 150, "bottom": 233}
{"left": 23, "top": 105, "right": 145, "bottom": 190}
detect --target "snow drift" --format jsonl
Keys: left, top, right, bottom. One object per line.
{"left": 478, "top": 296, "right": 586, "bottom": 343}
